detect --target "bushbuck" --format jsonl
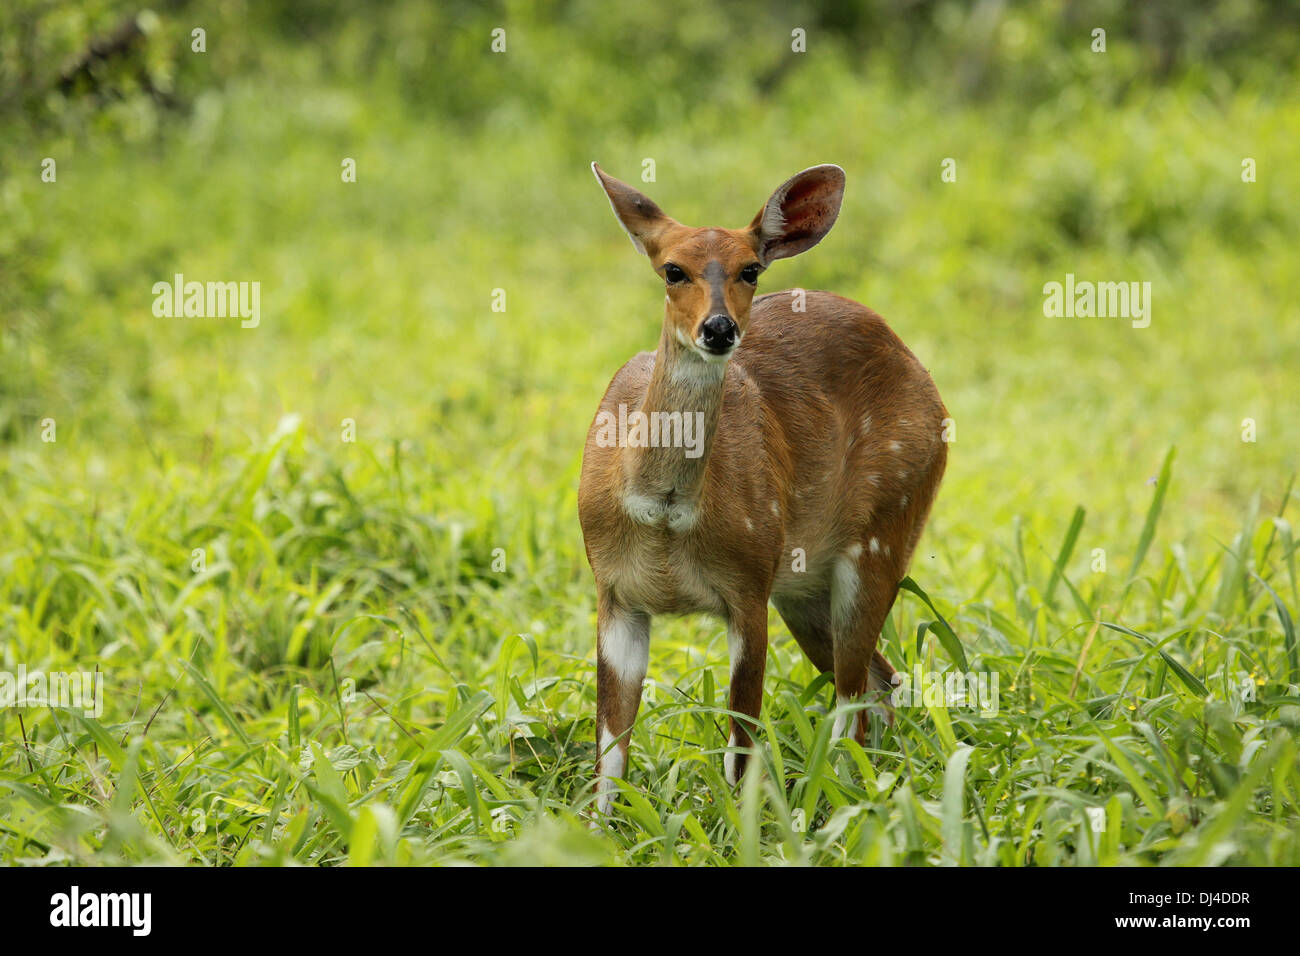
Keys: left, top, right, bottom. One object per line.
{"left": 578, "top": 163, "right": 948, "bottom": 811}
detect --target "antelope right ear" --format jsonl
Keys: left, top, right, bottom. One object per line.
{"left": 749, "top": 164, "right": 845, "bottom": 265}
{"left": 591, "top": 163, "right": 675, "bottom": 257}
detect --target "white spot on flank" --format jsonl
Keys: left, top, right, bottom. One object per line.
{"left": 898, "top": 418, "right": 911, "bottom": 426}
{"left": 866, "top": 473, "right": 881, "bottom": 486}
{"left": 869, "top": 537, "right": 881, "bottom": 555}
{"left": 901, "top": 494, "right": 909, "bottom": 508}
{"left": 771, "top": 500, "right": 780, "bottom": 516}
{"left": 745, "top": 518, "right": 755, "bottom": 532}
{"left": 898, "top": 469, "right": 909, "bottom": 480}
{"left": 889, "top": 440, "right": 902, "bottom": 452}
{"left": 845, "top": 542, "right": 864, "bottom": 560}
{"left": 599, "top": 607, "right": 649, "bottom": 685}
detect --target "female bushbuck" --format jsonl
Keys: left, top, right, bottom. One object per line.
{"left": 578, "top": 163, "right": 948, "bottom": 811}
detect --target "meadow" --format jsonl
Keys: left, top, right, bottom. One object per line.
{"left": 1, "top": 1, "right": 1298, "bottom": 865}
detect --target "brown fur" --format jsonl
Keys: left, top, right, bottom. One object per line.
{"left": 580, "top": 165, "right": 948, "bottom": 804}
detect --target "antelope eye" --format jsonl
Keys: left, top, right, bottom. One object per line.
{"left": 663, "top": 263, "right": 687, "bottom": 284}
{"left": 740, "top": 264, "right": 760, "bottom": 285}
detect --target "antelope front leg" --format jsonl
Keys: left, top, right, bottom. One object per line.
{"left": 725, "top": 602, "right": 769, "bottom": 785}
{"left": 594, "top": 599, "right": 650, "bottom": 814}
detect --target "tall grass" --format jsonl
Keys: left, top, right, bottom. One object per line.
{"left": 2, "top": 422, "right": 1297, "bottom": 864}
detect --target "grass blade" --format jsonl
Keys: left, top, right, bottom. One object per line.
{"left": 1099, "top": 621, "right": 1208, "bottom": 698}
{"left": 941, "top": 745, "right": 973, "bottom": 865}
{"left": 1044, "top": 505, "right": 1086, "bottom": 606}
{"left": 1251, "top": 572, "right": 1298, "bottom": 684}
{"left": 1127, "top": 447, "right": 1175, "bottom": 588}
{"left": 899, "top": 577, "right": 969, "bottom": 671}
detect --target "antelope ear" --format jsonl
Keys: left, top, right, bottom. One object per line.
{"left": 748, "top": 164, "right": 845, "bottom": 265}
{"left": 591, "top": 163, "right": 675, "bottom": 257}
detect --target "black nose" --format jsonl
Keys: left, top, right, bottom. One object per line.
{"left": 700, "top": 314, "right": 737, "bottom": 353}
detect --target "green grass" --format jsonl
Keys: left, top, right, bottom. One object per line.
{"left": 2, "top": 5, "right": 1299, "bottom": 865}
{"left": 2, "top": 441, "right": 1298, "bottom": 865}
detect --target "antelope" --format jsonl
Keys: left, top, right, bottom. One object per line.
{"left": 578, "top": 163, "right": 948, "bottom": 812}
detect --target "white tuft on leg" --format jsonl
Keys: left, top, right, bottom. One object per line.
{"left": 724, "top": 730, "right": 740, "bottom": 785}
{"left": 831, "top": 695, "right": 852, "bottom": 740}
{"left": 595, "top": 725, "right": 625, "bottom": 813}
{"left": 725, "top": 621, "right": 746, "bottom": 786}
{"left": 599, "top": 607, "right": 649, "bottom": 685}
{"left": 726, "top": 619, "right": 746, "bottom": 676}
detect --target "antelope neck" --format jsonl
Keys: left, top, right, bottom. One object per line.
{"left": 620, "top": 324, "right": 727, "bottom": 504}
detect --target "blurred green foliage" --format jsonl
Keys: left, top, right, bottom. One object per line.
{"left": 1, "top": 1, "right": 1298, "bottom": 865}
{"left": 5, "top": 0, "right": 1300, "bottom": 140}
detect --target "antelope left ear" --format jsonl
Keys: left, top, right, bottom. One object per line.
{"left": 748, "top": 164, "right": 845, "bottom": 265}
{"left": 591, "top": 162, "right": 675, "bottom": 258}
